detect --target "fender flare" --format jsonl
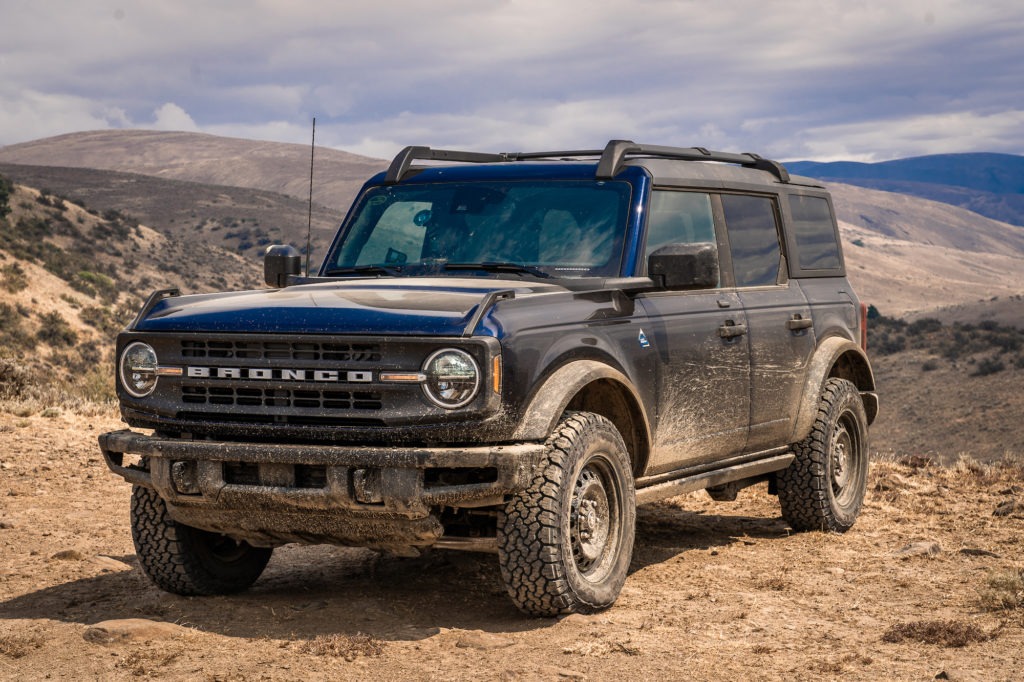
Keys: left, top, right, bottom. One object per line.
{"left": 511, "top": 360, "right": 651, "bottom": 448}
{"left": 790, "top": 336, "right": 877, "bottom": 444}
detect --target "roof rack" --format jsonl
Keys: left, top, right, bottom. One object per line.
{"left": 384, "top": 139, "right": 790, "bottom": 184}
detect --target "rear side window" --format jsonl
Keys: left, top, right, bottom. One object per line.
{"left": 789, "top": 194, "right": 841, "bottom": 271}
{"left": 721, "top": 194, "right": 782, "bottom": 287}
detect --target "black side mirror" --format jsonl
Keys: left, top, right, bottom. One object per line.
{"left": 648, "top": 242, "right": 719, "bottom": 290}
{"left": 264, "top": 244, "right": 302, "bottom": 288}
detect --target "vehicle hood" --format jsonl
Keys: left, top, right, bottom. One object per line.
{"left": 133, "top": 278, "right": 566, "bottom": 336}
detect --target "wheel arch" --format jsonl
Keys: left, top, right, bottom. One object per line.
{"left": 511, "top": 360, "right": 652, "bottom": 477}
{"left": 790, "top": 336, "right": 877, "bottom": 444}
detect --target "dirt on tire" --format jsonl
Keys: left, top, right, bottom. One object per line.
{"left": 1, "top": 407, "right": 1022, "bottom": 680}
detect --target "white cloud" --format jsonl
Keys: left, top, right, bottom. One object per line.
{"left": 1, "top": 1, "right": 1022, "bottom": 159}
{"left": 0, "top": 89, "right": 128, "bottom": 143}
{"left": 783, "top": 110, "right": 1024, "bottom": 162}
{"left": 151, "top": 103, "right": 200, "bottom": 132}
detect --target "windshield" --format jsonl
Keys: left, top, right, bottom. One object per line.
{"left": 323, "top": 180, "right": 632, "bottom": 279}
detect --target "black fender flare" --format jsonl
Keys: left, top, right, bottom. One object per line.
{"left": 511, "top": 360, "right": 651, "bottom": 452}
{"left": 790, "top": 336, "right": 877, "bottom": 444}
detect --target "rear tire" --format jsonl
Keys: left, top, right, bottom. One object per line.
{"left": 497, "top": 412, "right": 636, "bottom": 617}
{"left": 777, "top": 378, "right": 869, "bottom": 532}
{"left": 131, "top": 485, "right": 272, "bottom": 595}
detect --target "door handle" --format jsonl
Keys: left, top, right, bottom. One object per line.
{"left": 786, "top": 314, "right": 813, "bottom": 331}
{"left": 719, "top": 320, "right": 748, "bottom": 338}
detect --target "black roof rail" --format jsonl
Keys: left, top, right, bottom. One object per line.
{"left": 595, "top": 140, "right": 791, "bottom": 183}
{"left": 385, "top": 146, "right": 510, "bottom": 183}
{"left": 385, "top": 140, "right": 791, "bottom": 184}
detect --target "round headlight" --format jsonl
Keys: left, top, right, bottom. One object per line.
{"left": 421, "top": 349, "right": 480, "bottom": 409}
{"left": 120, "top": 342, "right": 159, "bottom": 398}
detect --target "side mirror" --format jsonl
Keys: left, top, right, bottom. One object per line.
{"left": 264, "top": 244, "right": 302, "bottom": 288}
{"left": 648, "top": 242, "right": 719, "bottom": 290}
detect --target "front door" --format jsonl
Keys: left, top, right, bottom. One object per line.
{"left": 638, "top": 189, "right": 750, "bottom": 474}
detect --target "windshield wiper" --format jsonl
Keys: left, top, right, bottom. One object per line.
{"left": 324, "top": 265, "right": 405, "bottom": 277}
{"left": 444, "top": 262, "right": 551, "bottom": 279}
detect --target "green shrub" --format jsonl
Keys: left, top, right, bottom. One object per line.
{"left": 36, "top": 311, "right": 78, "bottom": 347}
{"left": 1, "top": 262, "right": 28, "bottom": 293}
{"left": 972, "top": 357, "right": 1005, "bottom": 377}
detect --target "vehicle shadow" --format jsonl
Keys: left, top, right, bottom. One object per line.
{"left": 0, "top": 504, "right": 792, "bottom": 641}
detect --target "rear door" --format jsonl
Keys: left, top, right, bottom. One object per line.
{"left": 720, "top": 193, "right": 815, "bottom": 452}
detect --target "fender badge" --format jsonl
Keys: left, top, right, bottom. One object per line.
{"left": 638, "top": 329, "right": 650, "bottom": 349}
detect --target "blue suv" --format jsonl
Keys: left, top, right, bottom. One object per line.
{"left": 101, "top": 141, "right": 877, "bottom": 616}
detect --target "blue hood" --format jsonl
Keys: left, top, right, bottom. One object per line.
{"left": 134, "top": 278, "right": 563, "bottom": 336}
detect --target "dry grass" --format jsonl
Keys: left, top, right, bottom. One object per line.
{"left": 882, "top": 620, "right": 994, "bottom": 648}
{"left": 293, "top": 633, "right": 384, "bottom": 661}
{"left": 0, "top": 633, "right": 44, "bottom": 659}
{"left": 980, "top": 569, "right": 1024, "bottom": 615}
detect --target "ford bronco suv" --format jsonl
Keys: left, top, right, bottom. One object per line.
{"left": 100, "top": 140, "right": 877, "bottom": 617}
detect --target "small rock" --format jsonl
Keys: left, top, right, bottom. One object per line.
{"left": 993, "top": 500, "right": 1017, "bottom": 517}
{"left": 958, "top": 548, "right": 1001, "bottom": 558}
{"left": 455, "top": 631, "right": 515, "bottom": 650}
{"left": 83, "top": 618, "right": 189, "bottom": 644}
{"left": 0, "top": 520, "right": 14, "bottom": 530}
{"left": 998, "top": 485, "right": 1022, "bottom": 495}
{"left": 827, "top": 567, "right": 846, "bottom": 576}
{"left": 893, "top": 541, "right": 941, "bottom": 558}
{"left": 50, "top": 549, "right": 85, "bottom": 561}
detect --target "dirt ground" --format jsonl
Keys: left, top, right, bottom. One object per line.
{"left": 1, "top": 407, "right": 1022, "bottom": 681}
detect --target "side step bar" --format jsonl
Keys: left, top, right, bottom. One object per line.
{"left": 635, "top": 453, "right": 794, "bottom": 505}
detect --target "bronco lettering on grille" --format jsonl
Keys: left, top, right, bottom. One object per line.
{"left": 185, "top": 367, "right": 373, "bottom": 382}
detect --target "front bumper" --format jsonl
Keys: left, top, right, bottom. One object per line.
{"left": 99, "top": 430, "right": 545, "bottom": 548}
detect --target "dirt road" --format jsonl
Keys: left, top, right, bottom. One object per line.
{"left": 1, "top": 408, "right": 1021, "bottom": 680}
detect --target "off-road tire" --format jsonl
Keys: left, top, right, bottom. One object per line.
{"left": 497, "top": 411, "right": 636, "bottom": 617}
{"left": 777, "top": 378, "right": 868, "bottom": 532}
{"left": 131, "top": 485, "right": 272, "bottom": 595}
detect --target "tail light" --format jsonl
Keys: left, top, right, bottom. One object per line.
{"left": 859, "top": 303, "right": 868, "bottom": 351}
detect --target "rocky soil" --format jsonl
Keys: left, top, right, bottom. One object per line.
{"left": 1, "top": 407, "right": 1022, "bottom": 681}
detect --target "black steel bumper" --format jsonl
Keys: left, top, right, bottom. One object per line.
{"left": 99, "top": 430, "right": 545, "bottom": 548}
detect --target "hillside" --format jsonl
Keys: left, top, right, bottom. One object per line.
{"left": 788, "top": 153, "right": 1024, "bottom": 227}
{"left": 0, "top": 163, "right": 341, "bottom": 261}
{"left": 0, "top": 130, "right": 387, "bottom": 214}
{"left": 834, "top": 181, "right": 1024, "bottom": 317}
{"left": 0, "top": 179, "right": 260, "bottom": 404}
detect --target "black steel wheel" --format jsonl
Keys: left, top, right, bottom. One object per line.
{"left": 497, "top": 412, "right": 636, "bottom": 617}
{"left": 131, "top": 485, "right": 272, "bottom": 595}
{"left": 777, "top": 378, "right": 869, "bottom": 532}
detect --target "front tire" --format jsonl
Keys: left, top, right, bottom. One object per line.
{"left": 777, "top": 378, "right": 869, "bottom": 532}
{"left": 497, "top": 412, "right": 636, "bottom": 617}
{"left": 131, "top": 485, "right": 272, "bottom": 595}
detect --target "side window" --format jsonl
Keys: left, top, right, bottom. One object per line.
{"left": 721, "top": 194, "right": 782, "bottom": 287}
{"left": 645, "top": 190, "right": 716, "bottom": 258}
{"left": 788, "top": 194, "right": 841, "bottom": 271}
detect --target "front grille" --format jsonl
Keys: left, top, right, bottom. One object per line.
{"left": 181, "top": 339, "right": 382, "bottom": 362}
{"left": 177, "top": 412, "right": 386, "bottom": 427}
{"left": 181, "top": 385, "right": 383, "bottom": 410}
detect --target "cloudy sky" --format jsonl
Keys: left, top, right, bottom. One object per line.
{"left": 1, "top": 1, "right": 1021, "bottom": 162}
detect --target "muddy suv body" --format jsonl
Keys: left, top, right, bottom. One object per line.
{"left": 101, "top": 141, "right": 877, "bottom": 616}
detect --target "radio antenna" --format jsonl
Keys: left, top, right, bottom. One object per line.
{"left": 305, "top": 117, "right": 316, "bottom": 276}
